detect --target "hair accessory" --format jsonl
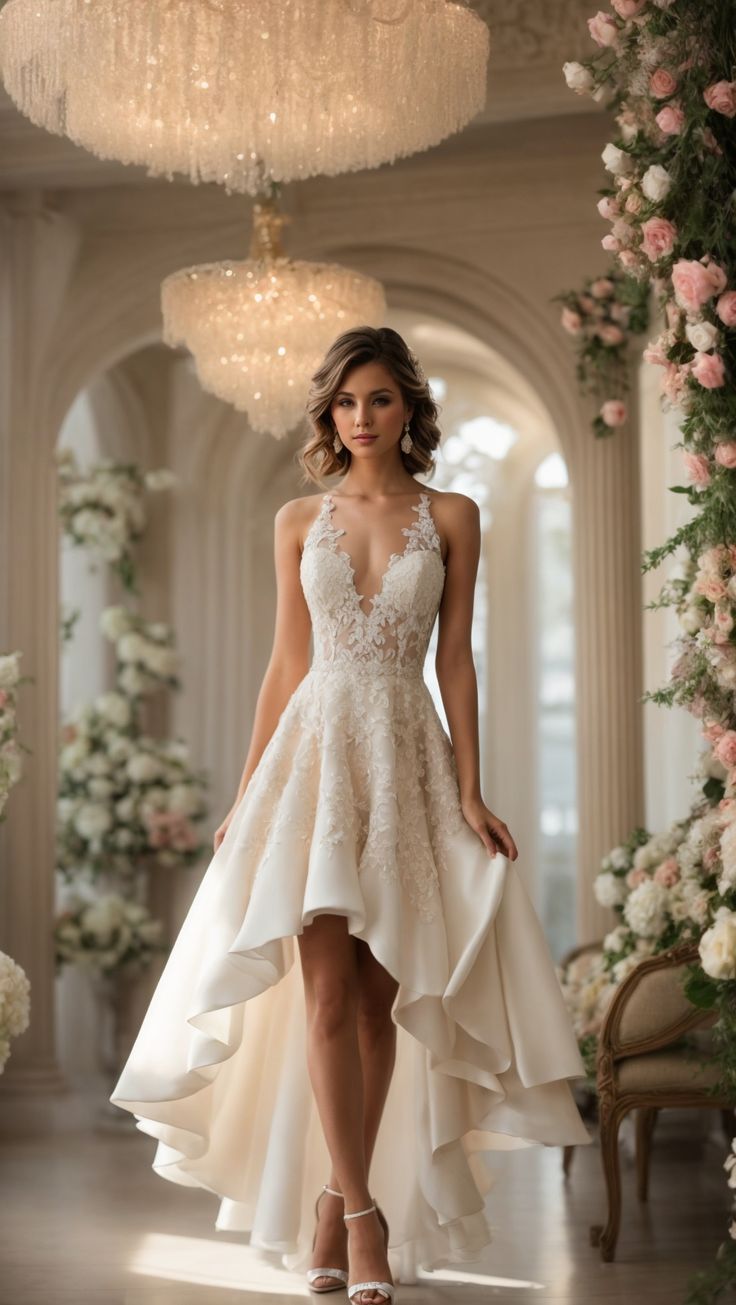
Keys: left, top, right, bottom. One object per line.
{"left": 407, "top": 347, "right": 426, "bottom": 384}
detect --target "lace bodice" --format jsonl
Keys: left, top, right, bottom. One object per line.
{"left": 300, "top": 491, "right": 446, "bottom": 674}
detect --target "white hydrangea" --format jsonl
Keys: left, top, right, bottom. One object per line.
{"left": 0, "top": 653, "right": 22, "bottom": 689}
{"left": 594, "top": 871, "right": 627, "bottom": 908}
{"left": 0, "top": 951, "right": 31, "bottom": 1074}
{"left": 117, "top": 633, "right": 148, "bottom": 664}
{"left": 118, "top": 666, "right": 148, "bottom": 697}
{"left": 623, "top": 879, "right": 670, "bottom": 939}
{"left": 603, "top": 924, "right": 629, "bottom": 954}
{"left": 126, "top": 753, "right": 161, "bottom": 784}
{"left": 167, "top": 784, "right": 201, "bottom": 816}
{"left": 100, "top": 607, "right": 134, "bottom": 642}
{"left": 144, "top": 469, "right": 178, "bottom": 493}
{"left": 96, "top": 692, "right": 132, "bottom": 729}
{"left": 73, "top": 803, "right": 112, "bottom": 841}
{"left": 609, "top": 845, "right": 629, "bottom": 871}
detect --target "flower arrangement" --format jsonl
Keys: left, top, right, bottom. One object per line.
{"left": 56, "top": 448, "right": 177, "bottom": 592}
{"left": 0, "top": 950, "right": 31, "bottom": 1075}
{"left": 54, "top": 893, "right": 165, "bottom": 973}
{"left": 555, "top": 269, "right": 650, "bottom": 434}
{"left": 560, "top": 4, "right": 736, "bottom": 1291}
{"left": 101, "top": 606, "right": 180, "bottom": 698}
{"left": 57, "top": 695, "right": 207, "bottom": 881}
{"left": 0, "top": 651, "right": 27, "bottom": 821}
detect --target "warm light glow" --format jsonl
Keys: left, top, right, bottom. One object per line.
{"left": 161, "top": 202, "right": 386, "bottom": 438}
{"left": 0, "top": 0, "right": 490, "bottom": 193}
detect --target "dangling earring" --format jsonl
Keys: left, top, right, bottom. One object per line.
{"left": 332, "top": 428, "right": 343, "bottom": 453}
{"left": 400, "top": 420, "right": 413, "bottom": 454}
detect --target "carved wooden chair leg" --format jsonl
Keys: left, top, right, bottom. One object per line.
{"left": 590, "top": 1098, "right": 627, "bottom": 1262}
{"left": 563, "top": 1144, "right": 575, "bottom": 1176}
{"left": 635, "top": 1107, "right": 658, "bottom": 1203}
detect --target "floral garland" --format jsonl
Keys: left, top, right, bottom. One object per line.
{"left": 56, "top": 448, "right": 177, "bottom": 592}
{"left": 0, "top": 650, "right": 31, "bottom": 1073}
{"left": 0, "top": 651, "right": 27, "bottom": 821}
{"left": 555, "top": 268, "right": 650, "bottom": 434}
{"left": 101, "top": 606, "right": 181, "bottom": 699}
{"left": 560, "top": 1, "right": 736, "bottom": 1294}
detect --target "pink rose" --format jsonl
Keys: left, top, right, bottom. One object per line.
{"left": 654, "top": 858, "right": 680, "bottom": 887}
{"left": 588, "top": 11, "right": 619, "bottom": 46}
{"left": 591, "top": 278, "right": 615, "bottom": 298}
{"left": 695, "top": 576, "right": 727, "bottom": 601}
{"left": 624, "top": 192, "right": 642, "bottom": 214}
{"left": 716, "top": 731, "right": 736, "bottom": 769}
{"left": 641, "top": 217, "right": 677, "bottom": 262}
{"left": 643, "top": 337, "right": 668, "bottom": 367}
{"left": 650, "top": 68, "right": 678, "bottom": 98}
{"left": 618, "top": 249, "right": 640, "bottom": 271}
{"left": 704, "top": 80, "right": 736, "bottom": 118}
{"left": 691, "top": 350, "right": 725, "bottom": 389}
{"left": 660, "top": 362, "right": 690, "bottom": 404}
{"left": 672, "top": 258, "right": 719, "bottom": 311}
{"left": 600, "top": 399, "right": 627, "bottom": 427}
{"left": 665, "top": 300, "right": 683, "bottom": 329}
{"left": 704, "top": 846, "right": 721, "bottom": 870}
{"left": 597, "top": 323, "right": 625, "bottom": 346}
{"left": 703, "top": 257, "right": 728, "bottom": 295}
{"left": 715, "top": 606, "right": 735, "bottom": 636}
{"left": 580, "top": 295, "right": 596, "bottom": 312}
{"left": 656, "top": 104, "right": 685, "bottom": 134}
{"left": 683, "top": 451, "right": 711, "bottom": 485}
{"left": 626, "top": 867, "right": 648, "bottom": 888}
{"left": 602, "top": 234, "right": 620, "bottom": 253}
{"left": 716, "top": 291, "right": 736, "bottom": 326}
{"left": 705, "top": 723, "right": 726, "bottom": 743}
{"left": 561, "top": 307, "right": 582, "bottom": 334}
{"left": 715, "top": 441, "right": 736, "bottom": 469}
{"left": 611, "top": 0, "right": 646, "bottom": 15}
{"left": 597, "top": 196, "right": 620, "bottom": 220}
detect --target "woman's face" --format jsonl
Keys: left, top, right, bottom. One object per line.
{"left": 329, "top": 360, "right": 412, "bottom": 459}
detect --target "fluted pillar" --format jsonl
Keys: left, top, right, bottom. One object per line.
{"left": 571, "top": 383, "right": 645, "bottom": 942}
{"left": 0, "top": 196, "right": 80, "bottom": 1092}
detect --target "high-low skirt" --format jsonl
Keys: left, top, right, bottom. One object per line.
{"left": 111, "top": 663, "right": 591, "bottom": 1276}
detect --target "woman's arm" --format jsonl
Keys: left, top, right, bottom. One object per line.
{"left": 434, "top": 493, "right": 518, "bottom": 862}
{"left": 213, "top": 497, "right": 313, "bottom": 850}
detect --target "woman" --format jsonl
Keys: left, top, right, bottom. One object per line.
{"left": 112, "top": 327, "right": 591, "bottom": 1305}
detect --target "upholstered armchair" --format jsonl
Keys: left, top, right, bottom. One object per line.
{"left": 588, "top": 941, "right": 730, "bottom": 1262}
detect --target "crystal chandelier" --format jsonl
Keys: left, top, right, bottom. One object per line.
{"left": 161, "top": 198, "right": 386, "bottom": 438}
{"left": 0, "top": 0, "right": 490, "bottom": 193}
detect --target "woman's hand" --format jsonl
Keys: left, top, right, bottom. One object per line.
{"left": 213, "top": 807, "right": 236, "bottom": 854}
{"left": 461, "top": 796, "right": 519, "bottom": 861}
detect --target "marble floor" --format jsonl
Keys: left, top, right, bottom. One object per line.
{"left": 0, "top": 1088, "right": 728, "bottom": 1305}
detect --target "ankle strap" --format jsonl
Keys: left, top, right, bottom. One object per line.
{"left": 344, "top": 1203, "right": 376, "bottom": 1221}
{"left": 323, "top": 1184, "right": 343, "bottom": 1198}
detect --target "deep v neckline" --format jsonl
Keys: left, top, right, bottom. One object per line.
{"left": 320, "top": 491, "right": 435, "bottom": 618}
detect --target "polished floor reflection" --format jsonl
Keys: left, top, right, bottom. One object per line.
{"left": 0, "top": 1091, "right": 728, "bottom": 1304}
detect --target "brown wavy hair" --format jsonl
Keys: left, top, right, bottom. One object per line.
{"left": 298, "top": 326, "right": 441, "bottom": 486}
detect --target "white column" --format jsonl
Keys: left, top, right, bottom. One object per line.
{"left": 0, "top": 196, "right": 80, "bottom": 1092}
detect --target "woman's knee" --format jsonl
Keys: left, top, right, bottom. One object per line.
{"left": 305, "top": 971, "right": 357, "bottom": 1037}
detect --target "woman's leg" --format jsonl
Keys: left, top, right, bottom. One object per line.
{"left": 356, "top": 939, "right": 399, "bottom": 1169}
{"left": 299, "top": 915, "right": 393, "bottom": 1303}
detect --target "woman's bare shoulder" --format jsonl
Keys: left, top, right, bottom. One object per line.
{"left": 423, "top": 488, "right": 479, "bottom": 527}
{"left": 275, "top": 492, "right": 326, "bottom": 546}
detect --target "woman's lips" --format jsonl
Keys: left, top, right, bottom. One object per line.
{"left": 354, "top": 435, "right": 378, "bottom": 442}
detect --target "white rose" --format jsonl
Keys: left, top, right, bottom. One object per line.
{"left": 624, "top": 880, "right": 670, "bottom": 938}
{"left": 167, "top": 784, "right": 201, "bottom": 816}
{"left": 126, "top": 753, "right": 160, "bottom": 784}
{"left": 96, "top": 692, "right": 132, "bottom": 729}
{"left": 100, "top": 607, "right": 134, "bottom": 642}
{"left": 117, "top": 633, "right": 147, "bottom": 664}
{"left": 142, "top": 644, "right": 179, "bottom": 677}
{"left": 700, "top": 908, "right": 736, "bottom": 980}
{"left": 563, "top": 61, "right": 594, "bottom": 94}
{"left": 685, "top": 321, "right": 720, "bottom": 352}
{"left": 603, "top": 924, "right": 629, "bottom": 953}
{"left": 641, "top": 164, "right": 672, "bottom": 202}
{"left": 73, "top": 803, "right": 112, "bottom": 841}
{"left": 594, "top": 871, "right": 627, "bottom": 908}
{"left": 602, "top": 143, "right": 632, "bottom": 176}
{"left": 144, "top": 469, "right": 178, "bottom": 493}
{"left": 118, "top": 666, "right": 149, "bottom": 698}
{"left": 612, "top": 953, "right": 642, "bottom": 984}
{"left": 680, "top": 603, "right": 705, "bottom": 635}
{"left": 0, "top": 653, "right": 21, "bottom": 689}
{"left": 88, "top": 778, "right": 114, "bottom": 800}
{"left": 609, "top": 846, "right": 629, "bottom": 871}
{"left": 114, "top": 796, "right": 136, "bottom": 821}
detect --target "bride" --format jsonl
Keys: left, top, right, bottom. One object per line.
{"left": 112, "top": 326, "right": 590, "bottom": 1305}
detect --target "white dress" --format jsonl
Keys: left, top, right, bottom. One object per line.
{"left": 111, "top": 488, "right": 591, "bottom": 1276}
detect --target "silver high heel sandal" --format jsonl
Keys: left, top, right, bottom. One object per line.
{"left": 307, "top": 1184, "right": 349, "bottom": 1294}
{"left": 343, "top": 1202, "right": 395, "bottom": 1304}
